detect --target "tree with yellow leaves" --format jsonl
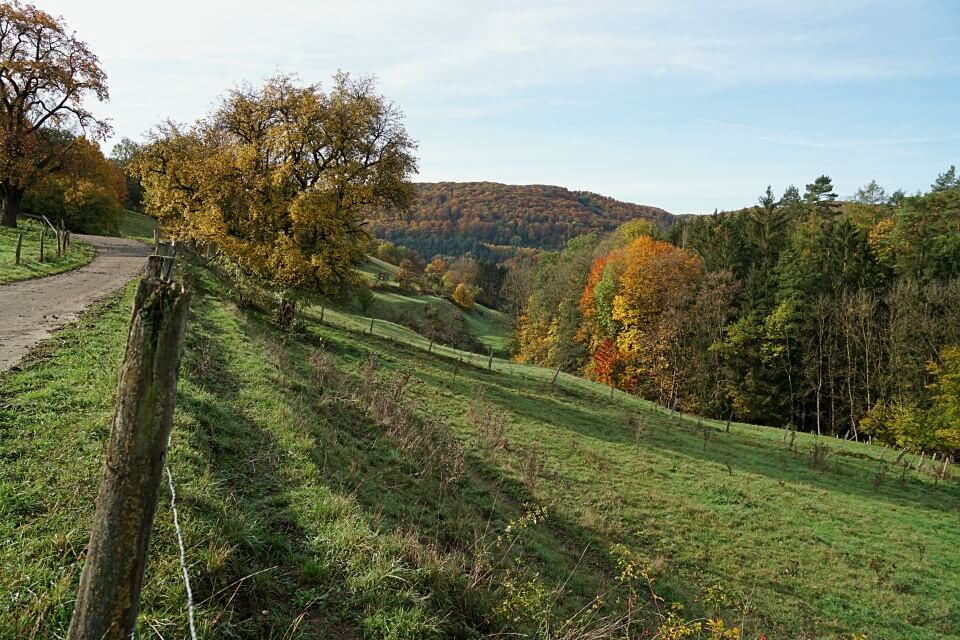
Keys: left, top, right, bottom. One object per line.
{"left": 133, "top": 73, "right": 417, "bottom": 301}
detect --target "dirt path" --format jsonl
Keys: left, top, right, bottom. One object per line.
{"left": 0, "top": 234, "right": 152, "bottom": 371}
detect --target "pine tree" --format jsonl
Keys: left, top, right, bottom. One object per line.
{"left": 804, "top": 175, "right": 840, "bottom": 220}
{"left": 931, "top": 165, "right": 958, "bottom": 192}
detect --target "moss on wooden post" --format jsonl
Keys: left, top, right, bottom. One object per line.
{"left": 66, "top": 275, "right": 190, "bottom": 640}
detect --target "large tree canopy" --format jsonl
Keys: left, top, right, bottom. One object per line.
{"left": 133, "top": 73, "right": 417, "bottom": 293}
{"left": 0, "top": 1, "right": 109, "bottom": 227}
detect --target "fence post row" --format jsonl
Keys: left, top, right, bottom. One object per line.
{"left": 67, "top": 256, "right": 190, "bottom": 640}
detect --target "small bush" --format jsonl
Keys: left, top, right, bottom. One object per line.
{"left": 809, "top": 441, "right": 830, "bottom": 470}
{"left": 355, "top": 354, "right": 465, "bottom": 490}
{"left": 466, "top": 386, "right": 508, "bottom": 450}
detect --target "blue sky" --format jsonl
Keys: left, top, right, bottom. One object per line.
{"left": 43, "top": 0, "right": 960, "bottom": 213}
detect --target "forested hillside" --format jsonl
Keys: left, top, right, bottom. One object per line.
{"left": 517, "top": 171, "right": 960, "bottom": 460}
{"left": 366, "top": 181, "right": 673, "bottom": 261}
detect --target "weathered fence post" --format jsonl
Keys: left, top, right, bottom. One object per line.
{"left": 39, "top": 230, "right": 44, "bottom": 262}
{"left": 319, "top": 305, "right": 325, "bottom": 324}
{"left": 15, "top": 232, "right": 22, "bottom": 265}
{"left": 153, "top": 228, "right": 160, "bottom": 250}
{"left": 488, "top": 347, "right": 494, "bottom": 370}
{"left": 551, "top": 364, "right": 561, "bottom": 386}
{"left": 66, "top": 273, "right": 190, "bottom": 640}
{"left": 369, "top": 317, "right": 374, "bottom": 335}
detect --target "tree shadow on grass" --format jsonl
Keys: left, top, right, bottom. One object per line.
{"left": 257, "top": 318, "right": 665, "bottom": 636}
{"left": 157, "top": 277, "right": 363, "bottom": 640}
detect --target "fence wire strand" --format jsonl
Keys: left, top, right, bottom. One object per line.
{"left": 165, "top": 456, "right": 198, "bottom": 640}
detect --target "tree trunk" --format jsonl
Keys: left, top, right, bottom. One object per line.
{"left": 1, "top": 184, "right": 23, "bottom": 228}
{"left": 276, "top": 298, "right": 296, "bottom": 330}
{"left": 67, "top": 277, "right": 190, "bottom": 640}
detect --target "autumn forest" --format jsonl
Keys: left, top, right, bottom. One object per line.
{"left": 367, "top": 172, "right": 960, "bottom": 463}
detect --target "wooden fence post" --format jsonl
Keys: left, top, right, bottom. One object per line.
{"left": 39, "top": 231, "right": 44, "bottom": 262}
{"left": 487, "top": 347, "right": 493, "bottom": 370}
{"left": 66, "top": 274, "right": 190, "bottom": 640}
{"left": 15, "top": 232, "right": 22, "bottom": 265}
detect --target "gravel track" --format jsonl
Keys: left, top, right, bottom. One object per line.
{"left": 0, "top": 234, "right": 151, "bottom": 371}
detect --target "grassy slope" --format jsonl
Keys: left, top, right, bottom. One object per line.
{"left": 356, "top": 259, "right": 513, "bottom": 354}
{"left": 1, "top": 259, "right": 959, "bottom": 639}
{"left": 462, "top": 302, "right": 511, "bottom": 352}
{"left": 119, "top": 210, "right": 160, "bottom": 244}
{"left": 0, "top": 219, "right": 95, "bottom": 285}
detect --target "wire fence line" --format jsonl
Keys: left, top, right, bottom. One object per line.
{"left": 165, "top": 446, "right": 198, "bottom": 640}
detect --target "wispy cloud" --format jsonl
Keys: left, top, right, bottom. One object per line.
{"left": 34, "top": 0, "right": 960, "bottom": 212}
{"left": 698, "top": 118, "right": 960, "bottom": 152}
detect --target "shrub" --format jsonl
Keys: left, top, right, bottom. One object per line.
{"left": 466, "top": 386, "right": 508, "bottom": 450}
{"left": 452, "top": 282, "right": 476, "bottom": 309}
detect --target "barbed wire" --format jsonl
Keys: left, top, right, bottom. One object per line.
{"left": 165, "top": 456, "right": 198, "bottom": 640}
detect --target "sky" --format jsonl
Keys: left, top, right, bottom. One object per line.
{"left": 39, "top": 0, "right": 960, "bottom": 214}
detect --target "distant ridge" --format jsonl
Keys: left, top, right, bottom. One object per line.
{"left": 367, "top": 181, "right": 674, "bottom": 260}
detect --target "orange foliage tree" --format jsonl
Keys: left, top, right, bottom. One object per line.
{"left": 580, "top": 236, "right": 704, "bottom": 405}
{"left": 23, "top": 136, "right": 125, "bottom": 234}
{"left": 0, "top": 1, "right": 110, "bottom": 227}
{"left": 452, "top": 282, "right": 476, "bottom": 310}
